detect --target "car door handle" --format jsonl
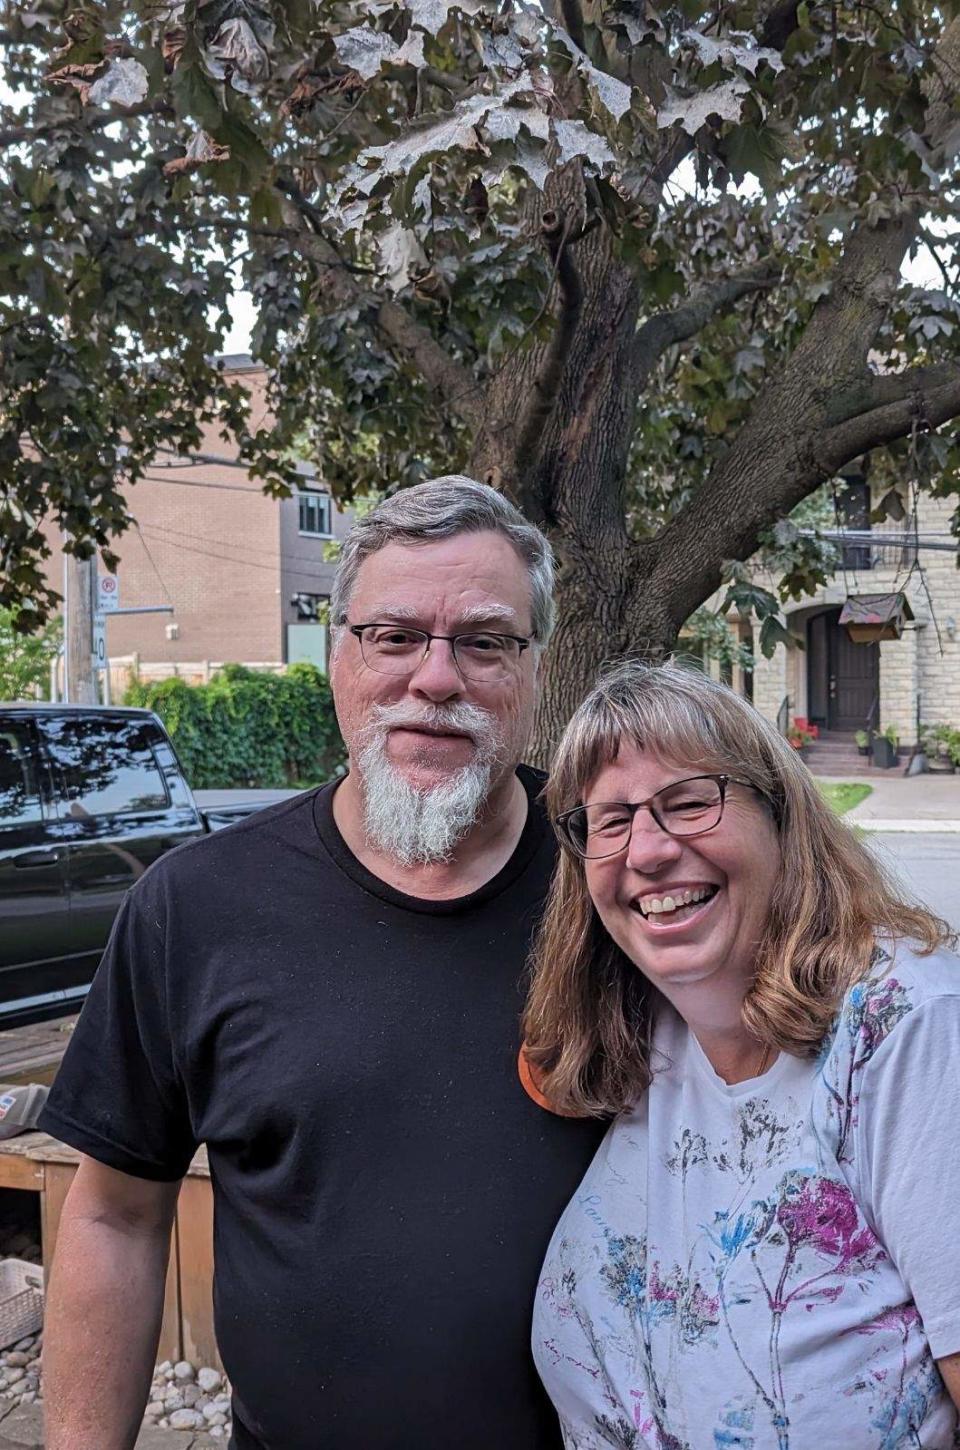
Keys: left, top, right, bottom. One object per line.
{"left": 13, "top": 850, "right": 61, "bottom": 868}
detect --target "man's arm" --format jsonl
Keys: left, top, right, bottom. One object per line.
{"left": 938, "top": 1352, "right": 960, "bottom": 1412}
{"left": 43, "top": 1155, "right": 181, "bottom": 1450}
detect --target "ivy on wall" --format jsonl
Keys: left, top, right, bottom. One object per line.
{"left": 125, "top": 662, "right": 345, "bottom": 789}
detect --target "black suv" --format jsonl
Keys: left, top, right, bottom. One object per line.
{"left": 0, "top": 705, "right": 213, "bottom": 1026}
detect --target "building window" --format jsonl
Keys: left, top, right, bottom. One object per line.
{"left": 298, "top": 492, "right": 333, "bottom": 538}
{"left": 837, "top": 478, "right": 872, "bottom": 570}
{"left": 291, "top": 593, "right": 328, "bottom": 622}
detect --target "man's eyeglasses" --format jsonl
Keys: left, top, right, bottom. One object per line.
{"left": 554, "top": 774, "right": 756, "bottom": 859}
{"left": 348, "top": 623, "right": 531, "bottom": 684}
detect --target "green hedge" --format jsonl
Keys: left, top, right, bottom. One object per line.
{"left": 125, "top": 663, "right": 346, "bottom": 789}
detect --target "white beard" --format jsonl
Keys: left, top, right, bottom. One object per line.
{"left": 355, "top": 701, "right": 505, "bottom": 867}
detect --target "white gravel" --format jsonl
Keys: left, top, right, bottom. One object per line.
{"left": 0, "top": 1242, "right": 231, "bottom": 1437}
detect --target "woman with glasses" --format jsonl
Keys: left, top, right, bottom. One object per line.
{"left": 521, "top": 660, "right": 960, "bottom": 1449}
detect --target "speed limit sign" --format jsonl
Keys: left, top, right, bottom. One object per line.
{"left": 92, "top": 617, "right": 108, "bottom": 672}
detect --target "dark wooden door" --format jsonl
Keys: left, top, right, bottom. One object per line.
{"left": 827, "top": 611, "right": 879, "bottom": 729}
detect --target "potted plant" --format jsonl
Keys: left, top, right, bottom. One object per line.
{"left": 854, "top": 729, "right": 871, "bottom": 756}
{"left": 871, "top": 724, "right": 899, "bottom": 770}
{"left": 787, "top": 724, "right": 815, "bottom": 752}
{"left": 947, "top": 729, "right": 960, "bottom": 774}
{"left": 920, "top": 725, "right": 952, "bottom": 773}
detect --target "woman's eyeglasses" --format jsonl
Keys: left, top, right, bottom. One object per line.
{"left": 555, "top": 774, "right": 756, "bottom": 859}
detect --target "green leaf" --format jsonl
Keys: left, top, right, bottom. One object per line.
{"left": 759, "top": 616, "right": 793, "bottom": 657}
{"left": 172, "top": 57, "right": 223, "bottom": 131}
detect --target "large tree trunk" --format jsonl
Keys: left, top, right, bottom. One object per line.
{"left": 470, "top": 219, "right": 651, "bottom": 766}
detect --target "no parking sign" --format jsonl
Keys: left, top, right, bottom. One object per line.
{"left": 97, "top": 574, "right": 120, "bottom": 613}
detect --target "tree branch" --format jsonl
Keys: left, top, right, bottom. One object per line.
{"left": 559, "top": 0, "right": 586, "bottom": 53}
{"left": 632, "top": 258, "right": 780, "bottom": 382}
{"left": 276, "top": 198, "right": 484, "bottom": 431}
{"left": 826, "top": 363, "right": 960, "bottom": 425}
{"left": 511, "top": 208, "right": 584, "bottom": 501}
{"left": 818, "top": 368, "right": 960, "bottom": 471}
{"left": 918, "top": 226, "right": 955, "bottom": 289}
{"left": 0, "top": 99, "right": 172, "bottom": 149}
{"left": 374, "top": 299, "right": 486, "bottom": 430}
{"left": 755, "top": 0, "right": 804, "bottom": 49}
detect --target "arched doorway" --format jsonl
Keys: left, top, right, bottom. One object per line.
{"left": 807, "top": 607, "right": 879, "bottom": 730}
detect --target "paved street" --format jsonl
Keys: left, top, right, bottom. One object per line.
{"left": 867, "top": 833, "right": 960, "bottom": 933}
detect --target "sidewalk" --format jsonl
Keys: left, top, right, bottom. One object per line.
{"left": 816, "top": 772, "right": 960, "bottom": 832}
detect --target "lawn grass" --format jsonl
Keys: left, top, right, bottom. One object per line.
{"left": 816, "top": 781, "right": 873, "bottom": 815}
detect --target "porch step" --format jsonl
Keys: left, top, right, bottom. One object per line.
{"left": 797, "top": 729, "right": 900, "bottom": 777}
{"left": 802, "top": 744, "right": 905, "bottom": 777}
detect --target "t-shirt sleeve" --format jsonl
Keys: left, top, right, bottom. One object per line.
{"left": 854, "top": 994, "right": 960, "bottom": 1359}
{"left": 38, "top": 877, "right": 197, "bottom": 1182}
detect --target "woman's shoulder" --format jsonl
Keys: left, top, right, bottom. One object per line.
{"left": 824, "top": 938, "right": 960, "bottom": 1070}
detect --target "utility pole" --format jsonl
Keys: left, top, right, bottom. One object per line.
{"left": 64, "top": 551, "right": 97, "bottom": 704}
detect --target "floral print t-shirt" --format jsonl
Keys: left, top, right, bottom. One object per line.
{"left": 533, "top": 943, "right": 960, "bottom": 1449}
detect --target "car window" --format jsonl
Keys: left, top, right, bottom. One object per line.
{"left": 0, "top": 723, "right": 43, "bottom": 827}
{"left": 40, "top": 716, "right": 169, "bottom": 818}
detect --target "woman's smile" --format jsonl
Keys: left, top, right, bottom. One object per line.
{"left": 630, "top": 881, "right": 720, "bottom": 930}
{"left": 584, "top": 743, "right": 781, "bottom": 1001}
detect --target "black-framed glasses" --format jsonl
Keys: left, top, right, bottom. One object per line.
{"left": 555, "top": 774, "right": 755, "bottom": 859}
{"left": 348, "top": 622, "right": 531, "bottom": 684}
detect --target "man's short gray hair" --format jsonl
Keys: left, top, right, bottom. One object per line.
{"left": 330, "top": 475, "right": 556, "bottom": 644}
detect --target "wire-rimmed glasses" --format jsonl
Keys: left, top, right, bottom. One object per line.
{"left": 555, "top": 774, "right": 754, "bottom": 859}
{"left": 348, "top": 622, "right": 531, "bottom": 685}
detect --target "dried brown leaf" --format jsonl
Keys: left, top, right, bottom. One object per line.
{"left": 163, "top": 130, "right": 231, "bottom": 177}
{"left": 280, "top": 75, "right": 322, "bottom": 118}
{"left": 162, "top": 27, "right": 186, "bottom": 70}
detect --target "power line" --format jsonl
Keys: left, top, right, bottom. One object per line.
{"left": 136, "top": 526, "right": 284, "bottom": 575}
{"left": 133, "top": 522, "right": 175, "bottom": 607}
{"left": 140, "top": 472, "right": 274, "bottom": 495}
{"left": 150, "top": 445, "right": 319, "bottom": 481}
{"left": 137, "top": 518, "right": 338, "bottom": 571}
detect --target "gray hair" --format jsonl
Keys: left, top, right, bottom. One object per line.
{"left": 330, "top": 475, "right": 555, "bottom": 644}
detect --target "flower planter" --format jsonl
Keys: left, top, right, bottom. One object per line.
{"left": 871, "top": 736, "right": 898, "bottom": 770}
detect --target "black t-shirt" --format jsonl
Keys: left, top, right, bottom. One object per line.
{"left": 40, "top": 768, "right": 605, "bottom": 1449}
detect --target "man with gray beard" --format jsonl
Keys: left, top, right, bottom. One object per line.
{"left": 40, "top": 477, "right": 606, "bottom": 1450}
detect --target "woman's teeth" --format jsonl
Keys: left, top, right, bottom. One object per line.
{"left": 637, "top": 886, "right": 716, "bottom": 919}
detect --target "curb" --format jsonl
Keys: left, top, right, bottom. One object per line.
{"left": 854, "top": 819, "right": 960, "bottom": 833}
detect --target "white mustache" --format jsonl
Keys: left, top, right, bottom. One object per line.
{"left": 362, "top": 700, "right": 500, "bottom": 753}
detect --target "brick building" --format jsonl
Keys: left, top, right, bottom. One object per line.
{"left": 45, "top": 357, "right": 352, "bottom": 690}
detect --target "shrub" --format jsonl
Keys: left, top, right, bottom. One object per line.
{"left": 0, "top": 608, "right": 62, "bottom": 700}
{"left": 125, "top": 663, "right": 345, "bottom": 789}
{"left": 921, "top": 723, "right": 960, "bottom": 767}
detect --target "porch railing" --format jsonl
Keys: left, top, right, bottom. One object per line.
{"left": 776, "top": 694, "right": 791, "bottom": 736}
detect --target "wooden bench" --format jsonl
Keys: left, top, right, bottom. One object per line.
{"left": 0, "top": 1017, "right": 79, "bottom": 1089}
{"left": 0, "top": 1132, "right": 220, "bottom": 1372}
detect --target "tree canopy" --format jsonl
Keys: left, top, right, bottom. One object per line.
{"left": 3, "top": 0, "right": 960, "bottom": 750}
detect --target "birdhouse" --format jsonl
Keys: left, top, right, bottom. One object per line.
{"left": 838, "top": 591, "right": 914, "bottom": 644}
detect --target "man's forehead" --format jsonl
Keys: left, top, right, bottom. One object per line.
{"left": 350, "top": 533, "right": 532, "bottom": 622}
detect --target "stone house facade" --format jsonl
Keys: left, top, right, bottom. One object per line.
{"left": 750, "top": 491, "right": 960, "bottom": 747}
